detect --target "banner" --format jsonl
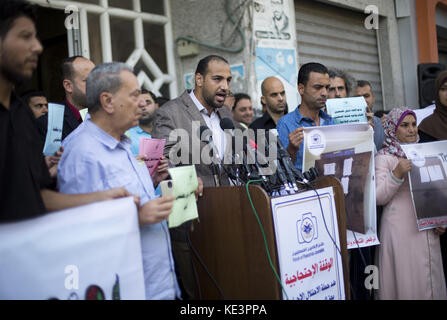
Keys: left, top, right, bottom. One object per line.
{"left": 271, "top": 187, "right": 345, "bottom": 300}
{"left": 303, "top": 123, "right": 379, "bottom": 249}
{"left": 0, "top": 197, "right": 145, "bottom": 300}
{"left": 401, "top": 141, "right": 447, "bottom": 231}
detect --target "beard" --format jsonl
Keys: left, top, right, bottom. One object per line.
{"left": 71, "top": 83, "right": 87, "bottom": 109}
{"left": 139, "top": 113, "right": 155, "bottom": 126}
{"left": 0, "top": 61, "right": 31, "bottom": 87}
{"left": 202, "top": 88, "right": 225, "bottom": 110}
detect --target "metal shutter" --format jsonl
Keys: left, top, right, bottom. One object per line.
{"left": 295, "top": 0, "right": 383, "bottom": 110}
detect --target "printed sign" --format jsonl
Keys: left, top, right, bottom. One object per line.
{"left": 326, "top": 97, "right": 368, "bottom": 125}
{"left": 303, "top": 123, "right": 379, "bottom": 249}
{"left": 271, "top": 187, "right": 345, "bottom": 300}
{"left": 401, "top": 141, "right": 447, "bottom": 231}
{"left": 43, "top": 103, "right": 65, "bottom": 156}
{"left": 139, "top": 138, "right": 166, "bottom": 176}
{"left": 0, "top": 197, "right": 145, "bottom": 300}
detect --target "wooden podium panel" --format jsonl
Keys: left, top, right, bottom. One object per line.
{"left": 190, "top": 185, "right": 281, "bottom": 300}
{"left": 189, "top": 176, "right": 349, "bottom": 300}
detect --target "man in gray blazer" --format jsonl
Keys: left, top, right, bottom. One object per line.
{"left": 152, "top": 55, "right": 238, "bottom": 299}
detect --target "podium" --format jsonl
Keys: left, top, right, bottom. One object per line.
{"left": 190, "top": 176, "right": 349, "bottom": 300}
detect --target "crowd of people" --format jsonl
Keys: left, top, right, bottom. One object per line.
{"left": 1, "top": 0, "right": 447, "bottom": 300}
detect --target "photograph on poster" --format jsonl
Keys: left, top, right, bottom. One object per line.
{"left": 303, "top": 123, "right": 379, "bottom": 249}
{"left": 401, "top": 141, "right": 447, "bottom": 231}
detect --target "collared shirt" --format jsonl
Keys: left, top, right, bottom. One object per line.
{"left": 0, "top": 92, "right": 51, "bottom": 222}
{"left": 126, "top": 125, "right": 152, "bottom": 156}
{"left": 58, "top": 119, "right": 180, "bottom": 300}
{"left": 66, "top": 99, "right": 83, "bottom": 124}
{"left": 249, "top": 112, "right": 278, "bottom": 131}
{"left": 189, "top": 91, "right": 226, "bottom": 159}
{"left": 277, "top": 105, "right": 335, "bottom": 171}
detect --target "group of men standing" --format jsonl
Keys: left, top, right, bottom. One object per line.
{"left": 1, "top": 0, "right": 386, "bottom": 300}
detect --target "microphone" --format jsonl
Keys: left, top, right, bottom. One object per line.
{"left": 270, "top": 129, "right": 299, "bottom": 192}
{"left": 199, "top": 125, "right": 221, "bottom": 186}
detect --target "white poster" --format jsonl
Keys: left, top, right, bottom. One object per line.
{"left": 271, "top": 187, "right": 345, "bottom": 300}
{"left": 0, "top": 197, "right": 145, "bottom": 300}
{"left": 253, "top": 0, "right": 293, "bottom": 44}
{"left": 401, "top": 141, "right": 447, "bottom": 231}
{"left": 303, "top": 123, "right": 379, "bottom": 249}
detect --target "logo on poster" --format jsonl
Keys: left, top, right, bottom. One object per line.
{"left": 307, "top": 130, "right": 326, "bottom": 156}
{"left": 297, "top": 213, "right": 319, "bottom": 244}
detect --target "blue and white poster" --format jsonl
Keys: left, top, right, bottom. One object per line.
{"left": 43, "top": 103, "right": 65, "bottom": 156}
{"left": 254, "top": 47, "right": 299, "bottom": 112}
{"left": 271, "top": 187, "right": 345, "bottom": 300}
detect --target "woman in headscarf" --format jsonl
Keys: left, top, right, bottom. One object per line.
{"left": 419, "top": 71, "right": 447, "bottom": 142}
{"left": 375, "top": 107, "right": 446, "bottom": 300}
{"left": 418, "top": 71, "right": 447, "bottom": 287}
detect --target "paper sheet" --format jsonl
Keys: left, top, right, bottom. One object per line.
{"left": 43, "top": 103, "right": 65, "bottom": 156}
{"left": 167, "top": 165, "right": 199, "bottom": 228}
{"left": 428, "top": 165, "right": 445, "bottom": 182}
{"left": 341, "top": 177, "right": 349, "bottom": 195}
{"left": 326, "top": 97, "right": 368, "bottom": 124}
{"left": 343, "top": 158, "right": 353, "bottom": 177}
{"left": 324, "top": 163, "right": 336, "bottom": 175}
{"left": 420, "top": 167, "right": 430, "bottom": 183}
{"left": 139, "top": 138, "right": 166, "bottom": 176}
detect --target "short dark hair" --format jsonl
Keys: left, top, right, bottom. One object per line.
{"left": 61, "top": 55, "right": 87, "bottom": 82}
{"left": 298, "top": 62, "right": 329, "bottom": 86}
{"left": 328, "top": 68, "right": 352, "bottom": 96}
{"left": 0, "top": 0, "right": 37, "bottom": 39}
{"left": 141, "top": 89, "right": 156, "bottom": 101}
{"left": 374, "top": 110, "right": 388, "bottom": 118}
{"left": 356, "top": 80, "right": 372, "bottom": 89}
{"left": 195, "top": 55, "right": 229, "bottom": 76}
{"left": 21, "top": 90, "right": 46, "bottom": 105}
{"left": 232, "top": 93, "right": 251, "bottom": 110}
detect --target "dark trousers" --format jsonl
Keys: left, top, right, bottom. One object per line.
{"left": 349, "top": 246, "right": 374, "bottom": 300}
{"left": 169, "top": 222, "right": 196, "bottom": 300}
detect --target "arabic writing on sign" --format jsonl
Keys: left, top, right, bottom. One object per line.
{"left": 285, "top": 258, "right": 334, "bottom": 287}
{"left": 294, "top": 280, "right": 337, "bottom": 300}
{"left": 347, "top": 236, "right": 377, "bottom": 247}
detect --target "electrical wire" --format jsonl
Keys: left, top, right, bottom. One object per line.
{"left": 175, "top": 0, "right": 246, "bottom": 53}
{"left": 186, "top": 232, "right": 226, "bottom": 300}
{"left": 246, "top": 179, "right": 290, "bottom": 300}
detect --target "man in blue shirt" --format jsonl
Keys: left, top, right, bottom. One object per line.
{"left": 58, "top": 62, "right": 181, "bottom": 300}
{"left": 277, "top": 62, "right": 335, "bottom": 171}
{"left": 126, "top": 89, "right": 158, "bottom": 156}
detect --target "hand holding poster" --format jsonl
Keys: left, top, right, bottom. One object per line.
{"left": 167, "top": 165, "right": 199, "bottom": 228}
{"left": 0, "top": 197, "right": 145, "bottom": 300}
{"left": 303, "top": 123, "right": 379, "bottom": 249}
{"left": 139, "top": 138, "right": 166, "bottom": 175}
{"left": 326, "top": 97, "right": 368, "bottom": 125}
{"left": 401, "top": 141, "right": 447, "bottom": 230}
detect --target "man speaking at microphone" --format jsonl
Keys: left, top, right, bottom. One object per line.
{"left": 152, "top": 55, "right": 239, "bottom": 299}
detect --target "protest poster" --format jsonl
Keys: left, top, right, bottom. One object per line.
{"left": 326, "top": 97, "right": 368, "bottom": 124}
{"left": 401, "top": 141, "right": 447, "bottom": 231}
{"left": 43, "top": 103, "right": 65, "bottom": 156}
{"left": 139, "top": 138, "right": 166, "bottom": 176}
{"left": 0, "top": 197, "right": 145, "bottom": 300}
{"left": 167, "top": 165, "right": 199, "bottom": 228}
{"left": 303, "top": 123, "right": 379, "bottom": 249}
{"left": 271, "top": 187, "right": 345, "bottom": 300}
